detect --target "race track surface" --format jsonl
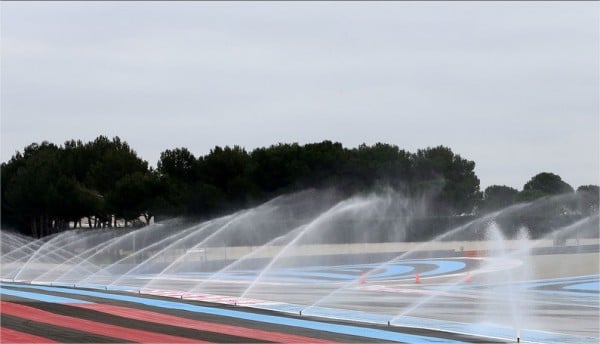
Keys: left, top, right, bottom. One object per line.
{"left": 0, "top": 282, "right": 498, "bottom": 343}
{"left": 1, "top": 253, "right": 598, "bottom": 343}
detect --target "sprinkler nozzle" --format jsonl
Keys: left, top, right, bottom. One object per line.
{"left": 299, "top": 310, "right": 302, "bottom": 316}
{"left": 387, "top": 321, "right": 390, "bottom": 327}
{"left": 517, "top": 337, "right": 520, "bottom": 343}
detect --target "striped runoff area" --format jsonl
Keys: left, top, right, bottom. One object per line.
{"left": 1, "top": 277, "right": 598, "bottom": 344}
{"left": 0, "top": 282, "right": 483, "bottom": 343}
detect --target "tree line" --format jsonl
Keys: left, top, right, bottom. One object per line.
{"left": 1, "top": 136, "right": 597, "bottom": 238}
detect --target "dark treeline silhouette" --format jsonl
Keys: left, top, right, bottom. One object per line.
{"left": 1, "top": 136, "right": 598, "bottom": 238}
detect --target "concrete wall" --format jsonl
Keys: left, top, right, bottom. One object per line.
{"left": 196, "top": 238, "right": 600, "bottom": 261}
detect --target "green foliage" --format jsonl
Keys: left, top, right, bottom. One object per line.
{"left": 480, "top": 185, "right": 519, "bottom": 213}
{"left": 347, "top": 143, "right": 411, "bottom": 191}
{"left": 522, "top": 172, "right": 574, "bottom": 197}
{"left": 300, "top": 141, "right": 345, "bottom": 187}
{"left": 3, "top": 142, "right": 64, "bottom": 237}
{"left": 1, "top": 138, "right": 485, "bottom": 236}
{"left": 1, "top": 137, "right": 153, "bottom": 236}
{"left": 411, "top": 146, "right": 481, "bottom": 215}
{"left": 85, "top": 136, "right": 149, "bottom": 194}
{"left": 250, "top": 143, "right": 309, "bottom": 195}
{"left": 108, "top": 171, "right": 164, "bottom": 222}
{"left": 199, "top": 145, "right": 256, "bottom": 208}
{"left": 576, "top": 185, "right": 599, "bottom": 215}
{"left": 7, "top": 136, "right": 588, "bottom": 239}
{"left": 185, "top": 182, "right": 225, "bottom": 216}
{"left": 157, "top": 148, "right": 197, "bottom": 183}
{"left": 516, "top": 189, "right": 547, "bottom": 202}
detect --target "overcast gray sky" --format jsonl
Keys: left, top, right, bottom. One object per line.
{"left": 1, "top": 2, "right": 598, "bottom": 190}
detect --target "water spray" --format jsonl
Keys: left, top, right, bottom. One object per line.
{"left": 2, "top": 193, "right": 598, "bottom": 342}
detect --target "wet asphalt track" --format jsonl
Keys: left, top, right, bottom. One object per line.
{"left": 1, "top": 252, "right": 598, "bottom": 343}
{"left": 0, "top": 282, "right": 502, "bottom": 343}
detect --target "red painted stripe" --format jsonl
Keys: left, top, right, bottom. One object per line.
{"left": 0, "top": 327, "right": 58, "bottom": 343}
{"left": 75, "top": 303, "right": 336, "bottom": 344}
{"left": 0, "top": 302, "right": 209, "bottom": 344}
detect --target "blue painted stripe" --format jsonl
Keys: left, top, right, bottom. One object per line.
{"left": 521, "top": 274, "right": 599, "bottom": 284}
{"left": 0, "top": 287, "right": 90, "bottom": 304}
{"left": 0, "top": 283, "right": 462, "bottom": 343}
{"left": 564, "top": 281, "right": 600, "bottom": 292}
{"left": 417, "top": 261, "right": 466, "bottom": 277}
{"left": 156, "top": 260, "right": 464, "bottom": 283}
{"left": 390, "top": 315, "right": 600, "bottom": 344}
{"left": 3, "top": 282, "right": 597, "bottom": 344}
{"left": 298, "top": 304, "right": 392, "bottom": 324}
{"left": 515, "top": 275, "right": 599, "bottom": 290}
{"left": 363, "top": 264, "right": 416, "bottom": 280}
{"left": 430, "top": 275, "right": 600, "bottom": 295}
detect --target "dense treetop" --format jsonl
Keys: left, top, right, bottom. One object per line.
{"left": 1, "top": 136, "right": 597, "bottom": 238}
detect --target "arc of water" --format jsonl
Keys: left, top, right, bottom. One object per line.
{"left": 2, "top": 243, "right": 39, "bottom": 263}
{"left": 301, "top": 201, "right": 533, "bottom": 315}
{"left": 239, "top": 196, "right": 377, "bottom": 300}
{"left": 25, "top": 229, "right": 124, "bottom": 282}
{"left": 2, "top": 233, "right": 59, "bottom": 263}
{"left": 180, "top": 190, "right": 353, "bottom": 294}
{"left": 34, "top": 234, "right": 119, "bottom": 283}
{"left": 139, "top": 207, "right": 272, "bottom": 291}
{"left": 2, "top": 240, "right": 48, "bottom": 279}
{"left": 131, "top": 192, "right": 326, "bottom": 291}
{"left": 0, "top": 231, "right": 32, "bottom": 255}
{"left": 186, "top": 224, "right": 309, "bottom": 294}
{"left": 46, "top": 225, "right": 161, "bottom": 284}
{"left": 11, "top": 231, "right": 91, "bottom": 281}
{"left": 391, "top": 224, "right": 509, "bottom": 319}
{"left": 33, "top": 246, "right": 105, "bottom": 279}
{"left": 97, "top": 219, "right": 220, "bottom": 287}
{"left": 37, "top": 219, "right": 186, "bottom": 285}
{"left": 12, "top": 230, "right": 118, "bottom": 282}
{"left": 386, "top": 212, "right": 598, "bottom": 335}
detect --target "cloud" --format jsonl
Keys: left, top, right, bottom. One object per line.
{"left": 1, "top": 2, "right": 598, "bottom": 189}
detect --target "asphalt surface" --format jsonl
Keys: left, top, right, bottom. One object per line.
{"left": 0, "top": 282, "right": 503, "bottom": 343}
{"left": 1, "top": 251, "right": 598, "bottom": 343}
